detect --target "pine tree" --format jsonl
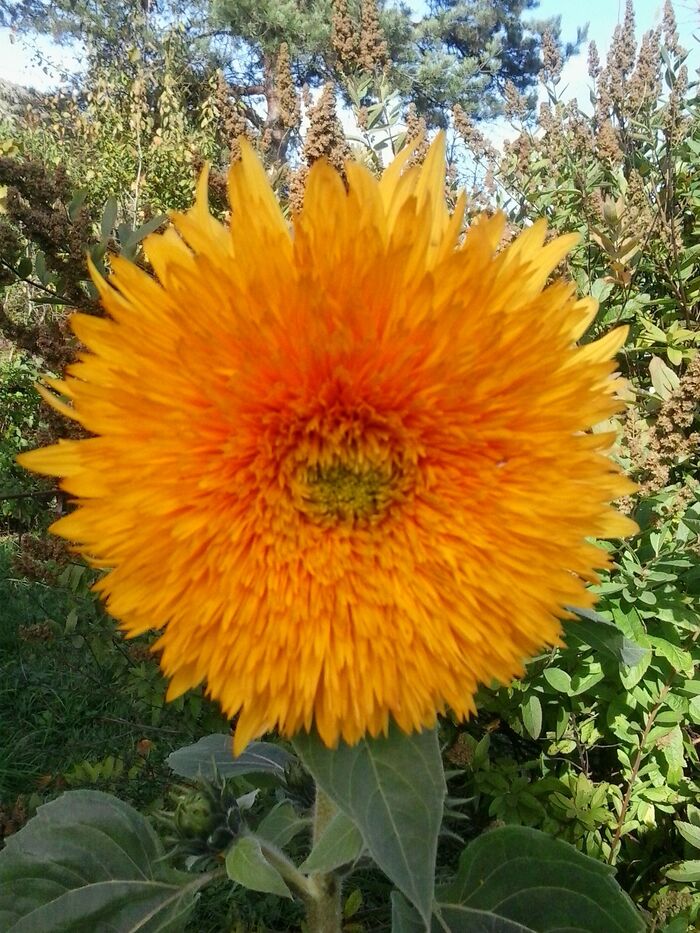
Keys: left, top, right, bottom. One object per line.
{"left": 2, "top": 0, "right": 584, "bottom": 137}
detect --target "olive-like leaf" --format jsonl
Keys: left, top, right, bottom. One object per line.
{"left": 564, "top": 607, "right": 648, "bottom": 667}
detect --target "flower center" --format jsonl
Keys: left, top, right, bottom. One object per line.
{"left": 295, "top": 461, "right": 399, "bottom": 525}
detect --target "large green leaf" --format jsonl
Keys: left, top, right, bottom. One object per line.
{"left": 300, "top": 810, "right": 364, "bottom": 873}
{"left": 675, "top": 819, "right": 700, "bottom": 850}
{"left": 520, "top": 694, "right": 542, "bottom": 739}
{"left": 0, "top": 790, "right": 205, "bottom": 932}
{"left": 166, "top": 734, "right": 294, "bottom": 780}
{"left": 294, "top": 726, "right": 445, "bottom": 924}
{"left": 392, "top": 893, "right": 534, "bottom": 933}
{"left": 438, "top": 825, "right": 644, "bottom": 933}
{"left": 435, "top": 905, "right": 534, "bottom": 931}
{"left": 391, "top": 891, "right": 427, "bottom": 933}
{"left": 666, "top": 860, "right": 700, "bottom": 883}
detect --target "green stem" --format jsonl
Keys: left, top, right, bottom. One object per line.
{"left": 256, "top": 838, "right": 313, "bottom": 899}
{"left": 305, "top": 785, "right": 342, "bottom": 933}
{"left": 305, "top": 873, "right": 343, "bottom": 933}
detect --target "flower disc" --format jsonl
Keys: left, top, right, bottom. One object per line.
{"left": 19, "top": 138, "right": 637, "bottom": 751}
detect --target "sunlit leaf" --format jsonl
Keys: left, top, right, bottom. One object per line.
{"left": 294, "top": 726, "right": 444, "bottom": 924}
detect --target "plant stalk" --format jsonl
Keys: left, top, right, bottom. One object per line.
{"left": 305, "top": 785, "right": 342, "bottom": 933}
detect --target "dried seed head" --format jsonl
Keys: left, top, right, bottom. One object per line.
{"left": 540, "top": 30, "right": 562, "bottom": 83}
{"left": 588, "top": 40, "right": 601, "bottom": 81}
{"left": 359, "top": 0, "right": 388, "bottom": 72}
{"left": 276, "top": 43, "right": 300, "bottom": 130}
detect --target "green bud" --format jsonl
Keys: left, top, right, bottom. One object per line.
{"left": 175, "top": 790, "right": 218, "bottom": 838}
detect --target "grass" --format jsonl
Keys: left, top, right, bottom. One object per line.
{"left": 0, "top": 536, "right": 227, "bottom": 808}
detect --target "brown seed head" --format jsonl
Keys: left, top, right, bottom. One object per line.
{"left": 276, "top": 43, "right": 301, "bottom": 130}
{"left": 588, "top": 40, "right": 601, "bottom": 81}
{"left": 359, "top": 0, "right": 389, "bottom": 72}
{"left": 331, "top": 0, "right": 359, "bottom": 70}
{"left": 540, "top": 31, "right": 562, "bottom": 83}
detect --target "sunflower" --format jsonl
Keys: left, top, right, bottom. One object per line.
{"left": 19, "top": 137, "right": 637, "bottom": 752}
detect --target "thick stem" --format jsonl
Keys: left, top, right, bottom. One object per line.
{"left": 305, "top": 786, "right": 342, "bottom": 933}
{"left": 305, "top": 873, "right": 342, "bottom": 933}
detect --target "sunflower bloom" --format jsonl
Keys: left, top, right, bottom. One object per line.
{"left": 19, "top": 138, "right": 637, "bottom": 752}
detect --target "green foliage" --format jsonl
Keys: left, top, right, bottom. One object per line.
{"left": 462, "top": 11, "right": 700, "bottom": 395}
{"left": 5, "top": 0, "right": 579, "bottom": 126}
{"left": 439, "top": 18, "right": 700, "bottom": 927}
{"left": 295, "top": 726, "right": 446, "bottom": 924}
{"left": 226, "top": 835, "right": 294, "bottom": 899}
{"left": 0, "top": 789, "right": 205, "bottom": 932}
{"left": 441, "top": 496, "right": 700, "bottom": 919}
{"left": 438, "top": 825, "right": 643, "bottom": 931}
{"left": 17, "top": 51, "right": 223, "bottom": 217}
{"left": 0, "top": 537, "right": 227, "bottom": 804}
{"left": 0, "top": 354, "right": 51, "bottom": 528}
{"left": 299, "top": 810, "right": 363, "bottom": 873}
{"left": 669, "top": 807, "right": 700, "bottom": 884}
{"left": 1, "top": 0, "right": 214, "bottom": 73}
{"left": 1, "top": 734, "right": 643, "bottom": 933}
{"left": 212, "top": 0, "right": 333, "bottom": 56}
{"left": 397, "top": 0, "right": 584, "bottom": 124}
{"left": 256, "top": 801, "right": 308, "bottom": 850}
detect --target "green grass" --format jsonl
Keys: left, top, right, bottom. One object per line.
{"left": 0, "top": 536, "right": 227, "bottom": 807}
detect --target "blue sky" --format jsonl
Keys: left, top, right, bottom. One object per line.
{"left": 534, "top": 0, "right": 699, "bottom": 108}
{"left": 0, "top": 0, "right": 696, "bottom": 100}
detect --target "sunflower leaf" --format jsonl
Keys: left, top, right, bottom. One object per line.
{"left": 391, "top": 891, "right": 428, "bottom": 932}
{"left": 166, "top": 734, "right": 295, "bottom": 781}
{"left": 225, "top": 835, "right": 293, "bottom": 899}
{"left": 434, "top": 904, "right": 536, "bottom": 931}
{"left": 256, "top": 801, "right": 309, "bottom": 849}
{"left": 392, "top": 893, "right": 537, "bottom": 932}
{"left": 299, "top": 810, "right": 364, "bottom": 873}
{"left": 294, "top": 725, "right": 445, "bottom": 925}
{"left": 437, "top": 825, "right": 645, "bottom": 933}
{"left": 0, "top": 790, "right": 204, "bottom": 932}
